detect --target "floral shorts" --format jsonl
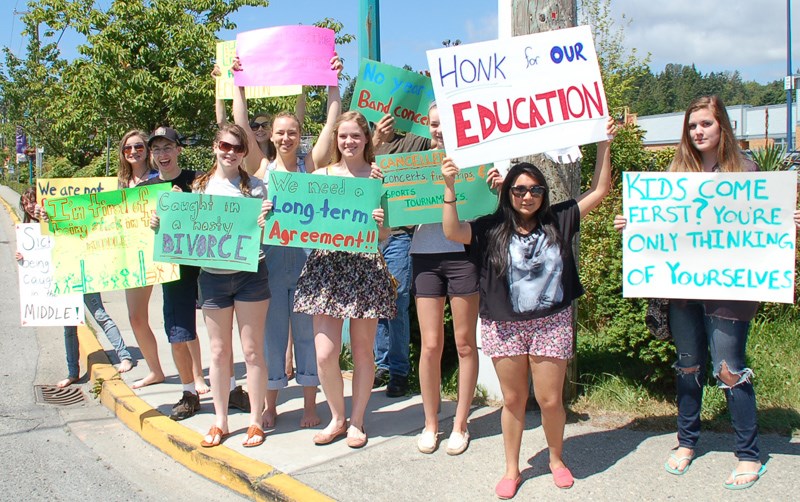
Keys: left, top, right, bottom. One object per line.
{"left": 480, "top": 306, "right": 574, "bottom": 360}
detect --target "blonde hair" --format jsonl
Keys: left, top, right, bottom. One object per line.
{"left": 193, "top": 123, "right": 252, "bottom": 196}
{"left": 117, "top": 130, "right": 151, "bottom": 188}
{"left": 670, "top": 95, "right": 746, "bottom": 173}
{"left": 330, "top": 111, "right": 374, "bottom": 164}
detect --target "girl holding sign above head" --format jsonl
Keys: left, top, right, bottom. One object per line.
{"left": 228, "top": 53, "right": 342, "bottom": 175}
{"left": 293, "top": 110, "right": 395, "bottom": 448}
{"left": 614, "top": 95, "right": 771, "bottom": 490}
{"left": 117, "top": 130, "right": 164, "bottom": 389}
{"left": 443, "top": 117, "right": 616, "bottom": 498}
{"left": 413, "top": 102, "right": 503, "bottom": 457}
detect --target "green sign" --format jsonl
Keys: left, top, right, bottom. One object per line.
{"left": 350, "top": 58, "right": 434, "bottom": 138}
{"left": 381, "top": 150, "right": 498, "bottom": 227}
{"left": 264, "top": 171, "right": 383, "bottom": 253}
{"left": 154, "top": 192, "right": 263, "bottom": 272}
{"left": 44, "top": 184, "right": 179, "bottom": 295}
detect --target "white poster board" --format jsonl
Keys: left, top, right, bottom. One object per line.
{"left": 622, "top": 171, "right": 797, "bottom": 303}
{"left": 425, "top": 25, "right": 608, "bottom": 167}
{"left": 16, "top": 223, "right": 84, "bottom": 326}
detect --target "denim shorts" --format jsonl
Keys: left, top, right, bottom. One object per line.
{"left": 198, "top": 260, "right": 270, "bottom": 309}
{"left": 412, "top": 252, "right": 479, "bottom": 297}
{"left": 163, "top": 264, "right": 199, "bottom": 343}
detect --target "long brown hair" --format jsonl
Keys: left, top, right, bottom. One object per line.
{"left": 253, "top": 112, "right": 277, "bottom": 162}
{"left": 330, "top": 111, "right": 374, "bottom": 164}
{"left": 670, "top": 95, "right": 746, "bottom": 172}
{"left": 19, "top": 187, "right": 38, "bottom": 223}
{"left": 117, "top": 129, "right": 151, "bottom": 188}
{"left": 193, "top": 123, "right": 252, "bottom": 196}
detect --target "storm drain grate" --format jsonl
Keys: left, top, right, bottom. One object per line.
{"left": 34, "top": 385, "right": 86, "bottom": 406}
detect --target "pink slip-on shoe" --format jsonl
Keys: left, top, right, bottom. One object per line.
{"left": 495, "top": 476, "right": 522, "bottom": 499}
{"left": 551, "top": 466, "right": 574, "bottom": 489}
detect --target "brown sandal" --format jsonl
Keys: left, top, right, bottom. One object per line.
{"left": 242, "top": 424, "right": 265, "bottom": 448}
{"left": 200, "top": 426, "right": 227, "bottom": 448}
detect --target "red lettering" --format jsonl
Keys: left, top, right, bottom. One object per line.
{"left": 452, "top": 101, "right": 479, "bottom": 147}
{"left": 477, "top": 104, "right": 496, "bottom": 140}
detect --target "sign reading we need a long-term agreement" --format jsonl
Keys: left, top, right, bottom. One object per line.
{"left": 622, "top": 171, "right": 797, "bottom": 303}
{"left": 426, "top": 25, "right": 609, "bottom": 168}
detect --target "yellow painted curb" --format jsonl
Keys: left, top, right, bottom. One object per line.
{"left": 0, "top": 189, "right": 331, "bottom": 501}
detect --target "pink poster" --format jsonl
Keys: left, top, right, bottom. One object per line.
{"left": 234, "top": 26, "right": 338, "bottom": 87}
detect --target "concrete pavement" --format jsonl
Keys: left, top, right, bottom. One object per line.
{"left": 2, "top": 182, "right": 798, "bottom": 501}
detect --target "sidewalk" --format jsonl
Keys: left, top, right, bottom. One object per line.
{"left": 2, "top": 183, "right": 798, "bottom": 501}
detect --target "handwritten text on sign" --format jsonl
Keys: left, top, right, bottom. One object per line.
{"left": 425, "top": 25, "right": 608, "bottom": 167}
{"left": 622, "top": 171, "right": 797, "bottom": 303}
{"left": 378, "top": 149, "right": 497, "bottom": 227}
{"left": 234, "top": 26, "right": 337, "bottom": 87}
{"left": 37, "top": 177, "right": 117, "bottom": 209}
{"left": 44, "top": 184, "right": 180, "bottom": 295}
{"left": 351, "top": 59, "right": 434, "bottom": 138}
{"left": 264, "top": 171, "right": 382, "bottom": 253}
{"left": 15, "top": 223, "right": 84, "bottom": 326}
{"left": 155, "top": 192, "right": 263, "bottom": 272}
{"left": 215, "top": 40, "right": 302, "bottom": 100}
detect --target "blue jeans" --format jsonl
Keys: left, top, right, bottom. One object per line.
{"left": 669, "top": 301, "right": 759, "bottom": 461}
{"left": 374, "top": 233, "right": 412, "bottom": 377}
{"left": 264, "top": 245, "right": 318, "bottom": 389}
{"left": 84, "top": 293, "right": 131, "bottom": 362}
{"left": 64, "top": 326, "right": 79, "bottom": 379}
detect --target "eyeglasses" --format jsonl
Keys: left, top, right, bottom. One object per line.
{"left": 217, "top": 140, "right": 245, "bottom": 154}
{"left": 151, "top": 146, "right": 176, "bottom": 156}
{"left": 510, "top": 185, "right": 546, "bottom": 198}
{"left": 250, "top": 121, "right": 269, "bottom": 131}
{"left": 122, "top": 143, "right": 146, "bottom": 154}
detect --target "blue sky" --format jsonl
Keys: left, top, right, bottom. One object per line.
{"left": 2, "top": 0, "right": 799, "bottom": 84}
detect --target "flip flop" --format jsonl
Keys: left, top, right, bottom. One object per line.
{"left": 200, "top": 426, "right": 228, "bottom": 448}
{"left": 723, "top": 464, "right": 766, "bottom": 490}
{"left": 664, "top": 453, "right": 694, "bottom": 475}
{"left": 242, "top": 424, "right": 265, "bottom": 448}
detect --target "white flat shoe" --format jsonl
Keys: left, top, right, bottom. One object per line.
{"left": 417, "top": 429, "right": 438, "bottom": 454}
{"left": 446, "top": 429, "right": 470, "bottom": 456}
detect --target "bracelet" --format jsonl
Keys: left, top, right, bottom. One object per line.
{"left": 443, "top": 199, "right": 457, "bottom": 204}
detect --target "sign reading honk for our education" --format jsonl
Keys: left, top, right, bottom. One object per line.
{"left": 426, "top": 25, "right": 608, "bottom": 167}
{"left": 622, "top": 171, "right": 798, "bottom": 303}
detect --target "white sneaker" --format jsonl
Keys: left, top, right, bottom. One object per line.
{"left": 417, "top": 429, "right": 438, "bottom": 454}
{"left": 446, "top": 429, "right": 470, "bottom": 456}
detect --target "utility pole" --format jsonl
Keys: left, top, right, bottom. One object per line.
{"left": 508, "top": 0, "right": 580, "bottom": 401}
{"left": 359, "top": 0, "right": 381, "bottom": 62}
{"left": 786, "top": 0, "right": 793, "bottom": 149}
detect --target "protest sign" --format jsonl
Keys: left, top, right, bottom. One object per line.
{"left": 215, "top": 40, "right": 302, "bottom": 100}
{"left": 350, "top": 59, "right": 434, "bottom": 138}
{"left": 378, "top": 149, "right": 497, "bottom": 226}
{"left": 15, "top": 223, "right": 84, "bottom": 326}
{"left": 622, "top": 171, "right": 797, "bottom": 303}
{"left": 37, "top": 177, "right": 117, "bottom": 208}
{"left": 263, "top": 171, "right": 382, "bottom": 253}
{"left": 154, "top": 192, "right": 263, "bottom": 272}
{"left": 44, "top": 184, "right": 180, "bottom": 295}
{"left": 425, "top": 25, "right": 608, "bottom": 167}
{"left": 234, "top": 26, "right": 337, "bottom": 87}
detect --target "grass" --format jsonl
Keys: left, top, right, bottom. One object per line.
{"left": 572, "top": 309, "right": 800, "bottom": 435}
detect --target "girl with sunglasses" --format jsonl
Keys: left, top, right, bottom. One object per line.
{"left": 117, "top": 130, "right": 164, "bottom": 388}
{"left": 151, "top": 124, "right": 271, "bottom": 448}
{"left": 442, "top": 118, "right": 615, "bottom": 499}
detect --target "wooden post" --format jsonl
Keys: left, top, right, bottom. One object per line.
{"left": 509, "top": 0, "right": 580, "bottom": 402}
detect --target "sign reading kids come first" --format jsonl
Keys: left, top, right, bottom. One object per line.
{"left": 263, "top": 171, "right": 383, "bottom": 253}
{"left": 425, "top": 25, "right": 609, "bottom": 168}
{"left": 351, "top": 59, "right": 434, "bottom": 138}
{"left": 215, "top": 40, "right": 302, "bottom": 100}
{"left": 622, "top": 171, "right": 797, "bottom": 304}
{"left": 44, "top": 184, "right": 180, "bottom": 295}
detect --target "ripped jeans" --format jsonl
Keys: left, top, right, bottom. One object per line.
{"left": 669, "top": 301, "right": 759, "bottom": 461}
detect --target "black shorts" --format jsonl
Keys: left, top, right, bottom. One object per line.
{"left": 411, "top": 252, "right": 479, "bottom": 298}
{"left": 162, "top": 264, "right": 199, "bottom": 343}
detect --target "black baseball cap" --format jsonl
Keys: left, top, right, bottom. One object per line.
{"left": 148, "top": 126, "right": 182, "bottom": 147}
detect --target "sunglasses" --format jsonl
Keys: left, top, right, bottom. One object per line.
{"left": 122, "top": 143, "right": 146, "bottom": 154}
{"left": 510, "top": 185, "right": 546, "bottom": 198}
{"left": 217, "top": 140, "right": 246, "bottom": 154}
{"left": 250, "top": 121, "right": 269, "bottom": 130}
